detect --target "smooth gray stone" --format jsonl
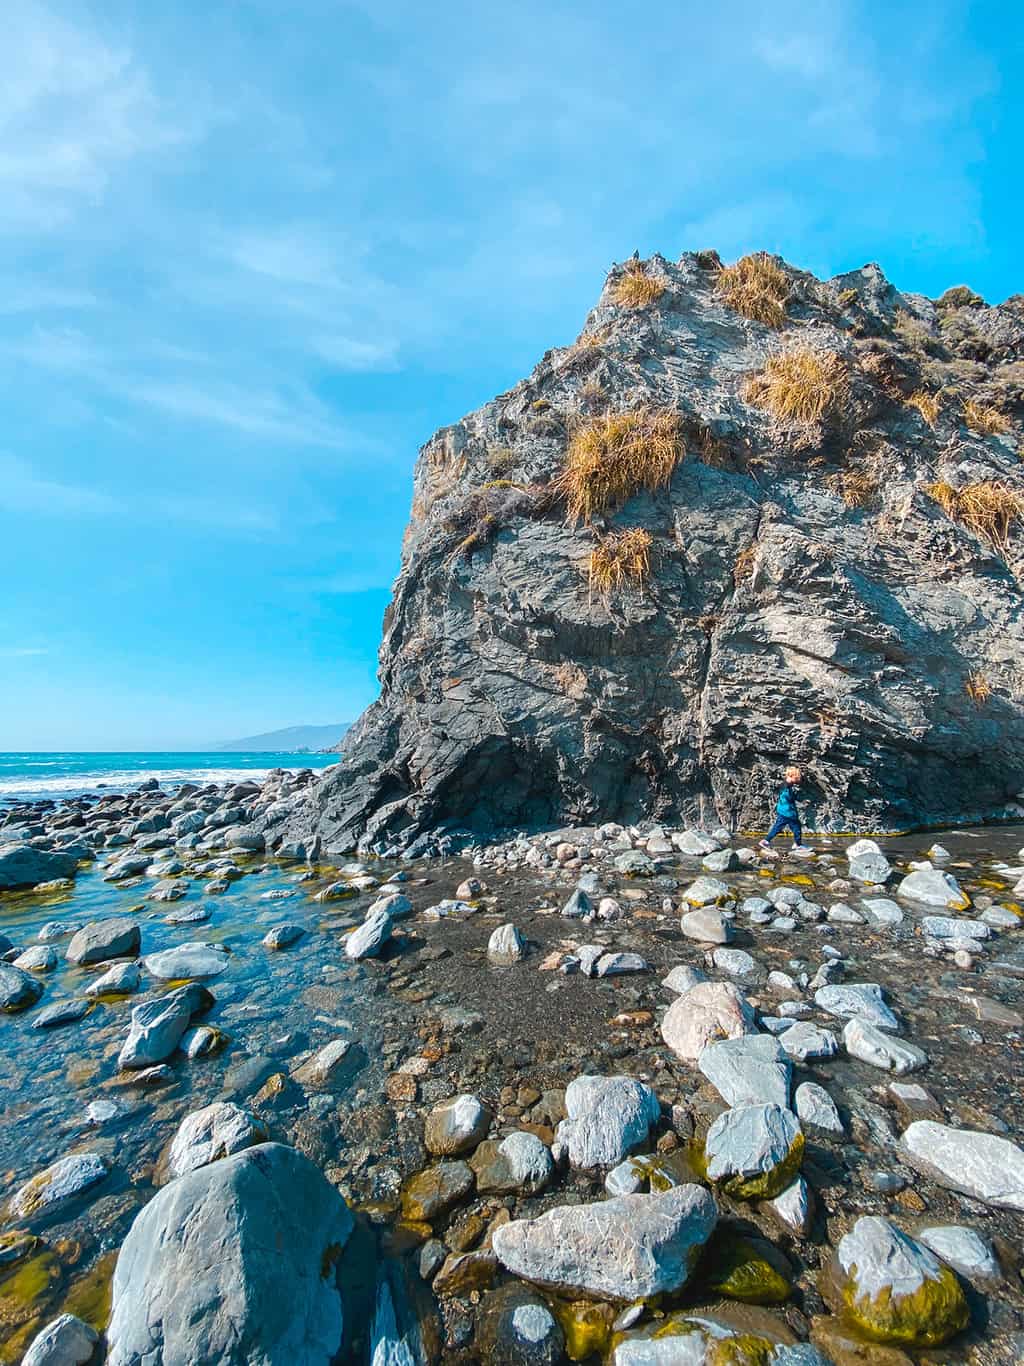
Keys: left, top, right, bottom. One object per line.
{"left": 919, "top": 1224, "right": 1002, "bottom": 1284}
{"left": 897, "top": 865, "right": 969, "bottom": 909}
{"left": 21, "top": 1313, "right": 98, "bottom": 1366}
{"left": 899, "top": 1120, "right": 1024, "bottom": 1210}
{"left": 814, "top": 982, "right": 899, "bottom": 1031}
{"left": 698, "top": 1034, "right": 791, "bottom": 1108}
{"left": 105, "top": 1143, "right": 353, "bottom": 1366}
{"left": 119, "top": 983, "right": 214, "bottom": 1069}
{"left": 344, "top": 907, "right": 392, "bottom": 959}
{"left": 554, "top": 1074, "right": 660, "bottom": 1168}
{"left": 0, "top": 961, "right": 44, "bottom": 1012}
{"left": 487, "top": 923, "right": 526, "bottom": 964}
{"left": 795, "top": 1082, "right": 844, "bottom": 1136}
{"left": 144, "top": 943, "right": 229, "bottom": 980}
{"left": 0, "top": 842, "right": 78, "bottom": 890}
{"left": 921, "top": 915, "right": 991, "bottom": 940}
{"left": 66, "top": 917, "right": 141, "bottom": 966}
{"left": 680, "top": 877, "right": 730, "bottom": 908}
{"left": 84, "top": 961, "right": 141, "bottom": 996}
{"left": 703, "top": 1103, "right": 802, "bottom": 1187}
{"left": 164, "top": 1102, "right": 269, "bottom": 1181}
{"left": 492, "top": 1184, "right": 717, "bottom": 1301}
{"left": 32, "top": 997, "right": 91, "bottom": 1029}
{"left": 9, "top": 1152, "right": 109, "bottom": 1217}
{"left": 844, "top": 1017, "right": 927, "bottom": 1074}
{"left": 779, "top": 1021, "right": 839, "bottom": 1063}
{"left": 262, "top": 923, "right": 304, "bottom": 950}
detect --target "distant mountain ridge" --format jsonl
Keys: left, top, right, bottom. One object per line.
{"left": 216, "top": 723, "right": 350, "bottom": 753}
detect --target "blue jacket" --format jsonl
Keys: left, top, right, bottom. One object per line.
{"left": 776, "top": 783, "right": 800, "bottom": 819}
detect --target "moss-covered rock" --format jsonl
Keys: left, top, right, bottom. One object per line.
{"left": 821, "top": 1216, "right": 969, "bottom": 1348}
{"left": 702, "top": 1231, "right": 793, "bottom": 1304}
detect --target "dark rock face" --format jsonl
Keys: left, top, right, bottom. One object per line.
{"left": 295, "top": 252, "right": 1024, "bottom": 851}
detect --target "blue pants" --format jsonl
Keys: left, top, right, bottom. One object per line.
{"left": 766, "top": 815, "right": 802, "bottom": 844}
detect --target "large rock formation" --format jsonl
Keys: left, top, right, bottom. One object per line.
{"left": 292, "top": 252, "right": 1024, "bottom": 851}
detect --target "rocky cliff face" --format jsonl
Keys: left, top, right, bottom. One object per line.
{"left": 297, "top": 251, "right": 1024, "bottom": 854}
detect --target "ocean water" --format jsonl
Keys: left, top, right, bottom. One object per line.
{"left": 0, "top": 751, "right": 338, "bottom": 802}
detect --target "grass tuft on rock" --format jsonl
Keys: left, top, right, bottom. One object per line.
{"left": 717, "top": 252, "right": 790, "bottom": 328}
{"left": 587, "top": 528, "right": 653, "bottom": 598}
{"left": 611, "top": 260, "right": 665, "bottom": 309}
{"left": 966, "top": 672, "right": 992, "bottom": 706}
{"left": 744, "top": 348, "right": 848, "bottom": 426}
{"left": 556, "top": 407, "right": 684, "bottom": 523}
{"left": 906, "top": 390, "right": 941, "bottom": 425}
{"left": 925, "top": 479, "right": 1024, "bottom": 551}
{"left": 828, "top": 469, "right": 878, "bottom": 508}
{"left": 962, "top": 398, "right": 1010, "bottom": 436}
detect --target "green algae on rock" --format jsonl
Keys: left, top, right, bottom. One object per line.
{"left": 702, "top": 1231, "right": 793, "bottom": 1304}
{"left": 822, "top": 1215, "right": 969, "bottom": 1348}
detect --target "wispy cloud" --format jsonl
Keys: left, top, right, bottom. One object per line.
{"left": 0, "top": 2, "right": 194, "bottom": 231}
{"left": 0, "top": 646, "right": 49, "bottom": 658}
{"left": 0, "top": 451, "right": 114, "bottom": 516}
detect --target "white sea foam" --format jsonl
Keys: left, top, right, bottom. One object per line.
{"left": 0, "top": 763, "right": 336, "bottom": 801}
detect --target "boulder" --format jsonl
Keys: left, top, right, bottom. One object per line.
{"left": 680, "top": 877, "right": 731, "bottom": 907}
{"left": 344, "top": 907, "right": 392, "bottom": 959}
{"left": 66, "top": 918, "right": 141, "bottom": 966}
{"left": 105, "top": 1143, "right": 353, "bottom": 1366}
{"left": 795, "top": 1082, "right": 844, "bottom": 1136}
{"left": 163, "top": 1102, "right": 269, "bottom": 1181}
{"left": 920, "top": 915, "right": 991, "bottom": 941}
{"left": 8, "top": 1151, "right": 109, "bottom": 1218}
{"left": 0, "top": 961, "right": 45, "bottom": 1013}
{"left": 0, "top": 842, "right": 78, "bottom": 890}
{"left": 662, "top": 965, "right": 709, "bottom": 995}
{"left": 32, "top": 997, "right": 91, "bottom": 1029}
{"left": 400, "top": 1161, "right": 474, "bottom": 1221}
{"left": 897, "top": 864, "right": 970, "bottom": 910}
{"left": 84, "top": 961, "right": 141, "bottom": 996}
{"left": 844, "top": 1018, "right": 927, "bottom": 1074}
{"left": 615, "top": 850, "right": 656, "bottom": 876}
{"left": 144, "top": 943, "right": 230, "bottom": 980}
{"left": 491, "top": 1184, "right": 717, "bottom": 1301}
{"left": 813, "top": 982, "right": 899, "bottom": 1031}
{"left": 822, "top": 1215, "right": 968, "bottom": 1348}
{"left": 703, "top": 1104, "right": 804, "bottom": 1199}
{"left": 899, "top": 1120, "right": 1024, "bottom": 1209}
{"left": 697, "top": 1034, "right": 791, "bottom": 1109}
{"left": 261, "top": 923, "right": 304, "bottom": 950}
{"left": 424, "top": 1094, "right": 491, "bottom": 1156}
{"left": 919, "top": 1225, "right": 1001, "bottom": 1285}
{"left": 848, "top": 850, "right": 892, "bottom": 884}
{"left": 476, "top": 1284, "right": 565, "bottom": 1366}
{"left": 21, "top": 1314, "right": 99, "bottom": 1366}
{"left": 554, "top": 1074, "right": 661, "bottom": 1168}
{"left": 779, "top": 1022, "right": 838, "bottom": 1063}
{"left": 470, "top": 1132, "right": 554, "bottom": 1195}
{"left": 710, "top": 947, "right": 759, "bottom": 980}
{"left": 13, "top": 945, "right": 58, "bottom": 972}
{"left": 119, "top": 983, "right": 214, "bottom": 1069}
{"left": 680, "top": 908, "right": 732, "bottom": 944}
{"left": 660, "top": 981, "right": 757, "bottom": 1062}
{"left": 488, "top": 923, "right": 526, "bottom": 964}
{"left": 672, "top": 831, "right": 720, "bottom": 856}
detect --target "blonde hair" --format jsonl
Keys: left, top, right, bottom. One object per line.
{"left": 784, "top": 765, "right": 802, "bottom": 782}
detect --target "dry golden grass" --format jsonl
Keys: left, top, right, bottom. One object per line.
{"left": 926, "top": 479, "right": 1024, "bottom": 551}
{"left": 965, "top": 672, "right": 992, "bottom": 706}
{"left": 733, "top": 543, "right": 756, "bottom": 586}
{"left": 717, "top": 253, "right": 790, "bottom": 328}
{"left": 907, "top": 390, "right": 941, "bottom": 426}
{"left": 743, "top": 348, "right": 848, "bottom": 426}
{"left": 587, "top": 528, "right": 653, "bottom": 598}
{"left": 829, "top": 469, "right": 878, "bottom": 508}
{"left": 611, "top": 261, "right": 665, "bottom": 309}
{"left": 962, "top": 398, "right": 1010, "bottom": 436}
{"left": 556, "top": 407, "right": 684, "bottom": 523}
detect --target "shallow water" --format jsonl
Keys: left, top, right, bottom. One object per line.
{"left": 0, "top": 851, "right": 392, "bottom": 1360}
{"left": 3, "top": 820, "right": 1024, "bottom": 1360}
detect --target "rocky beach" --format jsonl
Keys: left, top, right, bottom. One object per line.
{"left": 3, "top": 769, "right": 1024, "bottom": 1364}
{"left": 5, "top": 248, "right": 1024, "bottom": 1365}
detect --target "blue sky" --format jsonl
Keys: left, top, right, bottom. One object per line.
{"left": 1, "top": 0, "right": 1021, "bottom": 748}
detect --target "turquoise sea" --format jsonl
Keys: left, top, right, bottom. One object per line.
{"left": 0, "top": 751, "right": 338, "bottom": 802}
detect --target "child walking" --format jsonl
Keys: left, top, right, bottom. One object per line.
{"left": 760, "top": 765, "right": 807, "bottom": 849}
